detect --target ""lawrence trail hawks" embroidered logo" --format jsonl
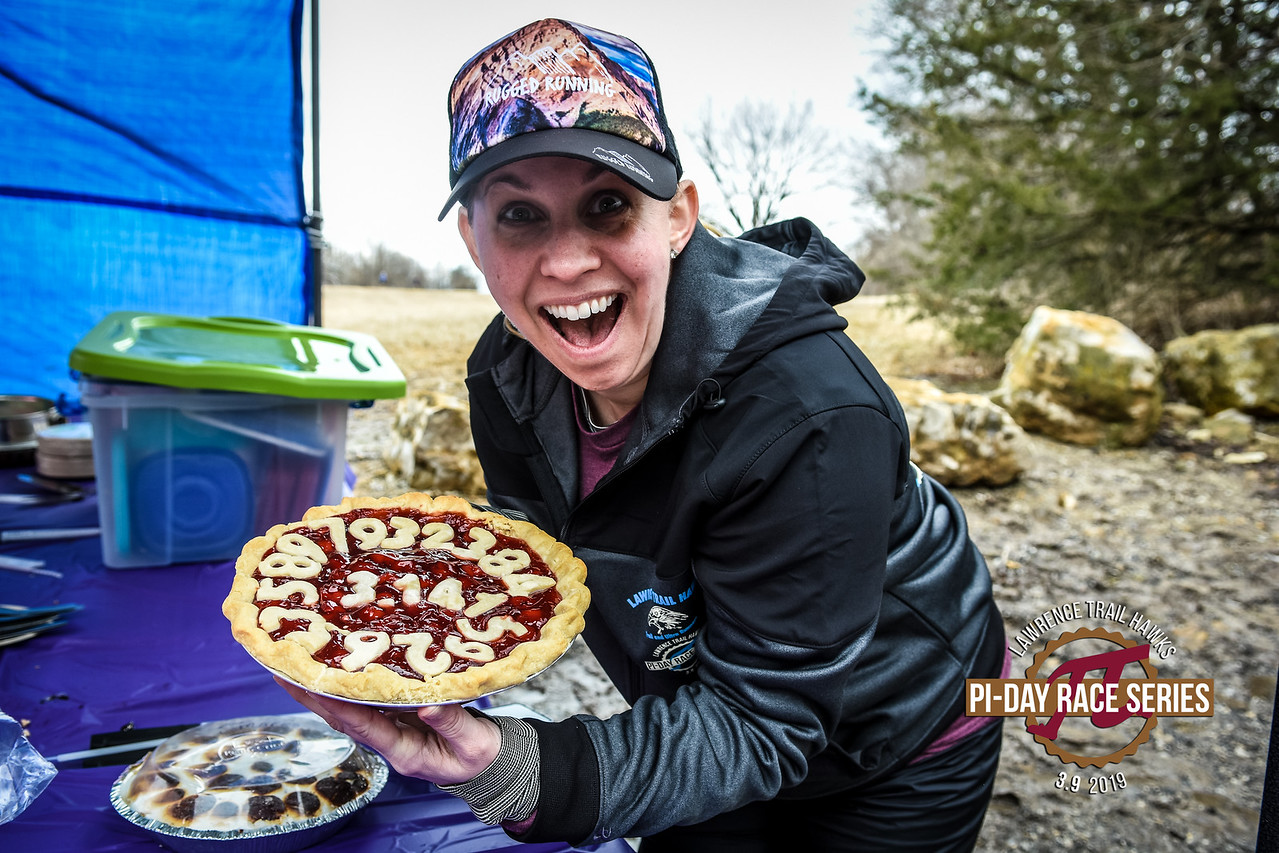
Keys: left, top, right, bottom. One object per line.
{"left": 627, "top": 581, "right": 699, "bottom": 673}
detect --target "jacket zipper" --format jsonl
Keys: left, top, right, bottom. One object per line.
{"left": 560, "top": 378, "right": 725, "bottom": 539}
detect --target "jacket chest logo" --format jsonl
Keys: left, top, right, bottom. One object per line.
{"left": 627, "top": 581, "right": 700, "bottom": 673}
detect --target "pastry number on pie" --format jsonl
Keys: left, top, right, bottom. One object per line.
{"left": 348, "top": 516, "right": 422, "bottom": 550}
{"left": 276, "top": 532, "right": 328, "bottom": 564}
{"left": 342, "top": 631, "right": 391, "bottom": 671}
{"left": 258, "top": 607, "right": 335, "bottom": 654}
{"left": 256, "top": 578, "right": 319, "bottom": 605}
{"left": 393, "top": 632, "right": 452, "bottom": 677}
{"left": 305, "top": 517, "right": 348, "bottom": 553}
{"left": 449, "top": 527, "right": 497, "bottom": 560}
{"left": 420, "top": 522, "right": 454, "bottom": 550}
{"left": 258, "top": 553, "right": 321, "bottom": 579}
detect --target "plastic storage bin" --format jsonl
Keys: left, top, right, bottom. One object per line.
{"left": 70, "top": 312, "right": 405, "bottom": 568}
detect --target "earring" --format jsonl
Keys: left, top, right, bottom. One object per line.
{"left": 670, "top": 248, "right": 679, "bottom": 260}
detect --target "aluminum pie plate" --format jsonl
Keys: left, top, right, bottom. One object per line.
{"left": 110, "top": 714, "right": 388, "bottom": 853}
{"left": 261, "top": 636, "right": 576, "bottom": 709}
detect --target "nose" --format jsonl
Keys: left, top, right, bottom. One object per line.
{"left": 539, "top": 223, "right": 600, "bottom": 281}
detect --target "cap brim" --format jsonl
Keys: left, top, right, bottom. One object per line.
{"left": 438, "top": 128, "right": 679, "bottom": 221}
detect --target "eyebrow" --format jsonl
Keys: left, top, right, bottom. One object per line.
{"left": 481, "top": 173, "right": 531, "bottom": 193}
{"left": 479, "top": 162, "right": 613, "bottom": 195}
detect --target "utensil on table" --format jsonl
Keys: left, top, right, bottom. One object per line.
{"left": 0, "top": 474, "right": 86, "bottom": 505}
{"left": 0, "top": 602, "right": 81, "bottom": 645}
{"left": 0, "top": 526, "right": 100, "bottom": 543}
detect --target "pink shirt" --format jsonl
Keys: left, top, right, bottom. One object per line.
{"left": 912, "top": 647, "right": 1012, "bottom": 762}
{"left": 574, "top": 390, "right": 638, "bottom": 496}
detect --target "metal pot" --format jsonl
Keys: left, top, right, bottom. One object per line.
{"left": 0, "top": 396, "right": 61, "bottom": 465}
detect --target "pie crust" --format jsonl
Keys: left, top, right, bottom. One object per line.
{"left": 223, "top": 493, "right": 589, "bottom": 704}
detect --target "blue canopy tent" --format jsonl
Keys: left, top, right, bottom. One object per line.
{"left": 0, "top": 0, "right": 320, "bottom": 407}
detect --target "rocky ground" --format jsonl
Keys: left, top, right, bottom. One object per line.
{"left": 331, "top": 287, "right": 1277, "bottom": 851}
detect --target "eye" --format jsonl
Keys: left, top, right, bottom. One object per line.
{"left": 588, "top": 191, "right": 629, "bottom": 217}
{"left": 497, "top": 203, "right": 541, "bottom": 225}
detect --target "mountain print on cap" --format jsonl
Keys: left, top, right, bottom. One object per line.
{"left": 448, "top": 19, "right": 669, "bottom": 180}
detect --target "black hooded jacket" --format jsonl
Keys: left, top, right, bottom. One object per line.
{"left": 464, "top": 219, "right": 1005, "bottom": 845}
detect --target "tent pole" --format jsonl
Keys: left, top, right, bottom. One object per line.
{"left": 306, "top": 0, "right": 324, "bottom": 327}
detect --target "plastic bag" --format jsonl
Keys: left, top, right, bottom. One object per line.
{"left": 0, "top": 710, "right": 56, "bottom": 824}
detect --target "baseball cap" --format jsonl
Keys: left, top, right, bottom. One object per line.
{"left": 439, "top": 18, "right": 682, "bottom": 220}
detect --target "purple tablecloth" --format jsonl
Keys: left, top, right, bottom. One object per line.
{"left": 0, "top": 469, "right": 629, "bottom": 851}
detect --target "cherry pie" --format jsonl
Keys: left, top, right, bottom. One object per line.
{"left": 224, "top": 494, "right": 589, "bottom": 704}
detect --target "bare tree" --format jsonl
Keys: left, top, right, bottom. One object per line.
{"left": 689, "top": 99, "right": 833, "bottom": 233}
{"left": 323, "top": 243, "right": 477, "bottom": 290}
{"left": 848, "top": 144, "right": 934, "bottom": 294}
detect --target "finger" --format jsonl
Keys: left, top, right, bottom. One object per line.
{"left": 415, "top": 704, "right": 503, "bottom": 775}
{"left": 416, "top": 702, "right": 473, "bottom": 738}
{"left": 390, "top": 710, "right": 432, "bottom": 733}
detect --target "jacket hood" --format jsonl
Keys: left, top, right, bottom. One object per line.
{"left": 631, "top": 218, "right": 866, "bottom": 450}
{"left": 738, "top": 217, "right": 867, "bottom": 308}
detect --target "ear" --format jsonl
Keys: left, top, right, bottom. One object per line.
{"left": 669, "top": 180, "right": 700, "bottom": 254}
{"left": 457, "top": 207, "right": 484, "bottom": 272}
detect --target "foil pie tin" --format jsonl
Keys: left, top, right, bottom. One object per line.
{"left": 110, "top": 714, "right": 388, "bottom": 853}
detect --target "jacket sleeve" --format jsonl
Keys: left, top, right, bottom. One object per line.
{"left": 516, "top": 403, "right": 904, "bottom": 844}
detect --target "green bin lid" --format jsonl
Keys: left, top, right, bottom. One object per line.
{"left": 69, "top": 311, "right": 406, "bottom": 400}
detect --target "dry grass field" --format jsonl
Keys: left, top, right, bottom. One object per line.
{"left": 324, "top": 287, "right": 500, "bottom": 398}
{"left": 323, "top": 284, "right": 1003, "bottom": 399}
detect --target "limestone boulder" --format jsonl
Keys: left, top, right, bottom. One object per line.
{"left": 888, "top": 377, "right": 1026, "bottom": 487}
{"left": 1162, "top": 401, "right": 1206, "bottom": 432}
{"left": 1162, "top": 324, "right": 1279, "bottom": 418}
{"left": 992, "top": 306, "right": 1163, "bottom": 446}
{"left": 1187, "top": 408, "right": 1255, "bottom": 446}
{"left": 386, "top": 392, "right": 486, "bottom": 497}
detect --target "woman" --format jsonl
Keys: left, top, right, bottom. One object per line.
{"left": 281, "top": 18, "right": 1007, "bottom": 851}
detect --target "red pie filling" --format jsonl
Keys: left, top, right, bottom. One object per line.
{"left": 253, "top": 509, "right": 561, "bottom": 680}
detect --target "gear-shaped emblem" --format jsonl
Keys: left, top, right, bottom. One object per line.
{"left": 1023, "top": 627, "right": 1159, "bottom": 768}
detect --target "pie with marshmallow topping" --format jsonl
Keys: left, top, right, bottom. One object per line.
{"left": 224, "top": 493, "right": 589, "bottom": 704}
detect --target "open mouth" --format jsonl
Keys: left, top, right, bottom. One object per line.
{"left": 543, "top": 295, "right": 622, "bottom": 348}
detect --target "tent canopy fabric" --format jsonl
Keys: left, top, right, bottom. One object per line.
{"left": 0, "top": 0, "right": 311, "bottom": 406}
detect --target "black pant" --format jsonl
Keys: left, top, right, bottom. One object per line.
{"left": 639, "top": 718, "right": 1004, "bottom": 853}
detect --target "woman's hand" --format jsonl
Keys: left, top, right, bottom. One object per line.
{"left": 275, "top": 677, "right": 502, "bottom": 785}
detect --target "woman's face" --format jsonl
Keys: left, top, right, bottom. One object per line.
{"left": 458, "top": 156, "right": 697, "bottom": 416}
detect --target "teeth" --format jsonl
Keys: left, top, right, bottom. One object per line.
{"left": 546, "top": 294, "right": 617, "bottom": 321}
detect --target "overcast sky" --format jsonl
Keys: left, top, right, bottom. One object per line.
{"left": 308, "top": 1, "right": 891, "bottom": 275}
